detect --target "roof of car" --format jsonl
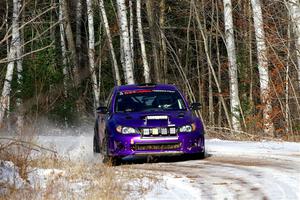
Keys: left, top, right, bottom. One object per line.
{"left": 116, "top": 83, "right": 178, "bottom": 92}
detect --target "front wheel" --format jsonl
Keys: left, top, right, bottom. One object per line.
{"left": 101, "top": 136, "right": 121, "bottom": 166}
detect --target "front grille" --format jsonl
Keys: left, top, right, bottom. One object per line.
{"left": 140, "top": 127, "right": 177, "bottom": 137}
{"left": 132, "top": 143, "right": 181, "bottom": 151}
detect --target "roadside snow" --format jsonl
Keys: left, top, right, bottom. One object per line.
{"left": 0, "top": 160, "right": 26, "bottom": 194}
{"left": 144, "top": 174, "right": 202, "bottom": 200}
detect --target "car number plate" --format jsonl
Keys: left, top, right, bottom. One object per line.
{"left": 152, "top": 128, "right": 159, "bottom": 135}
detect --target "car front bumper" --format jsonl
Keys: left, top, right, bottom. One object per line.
{"left": 107, "top": 132, "right": 205, "bottom": 157}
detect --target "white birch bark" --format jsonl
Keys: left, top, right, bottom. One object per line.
{"left": 223, "top": 0, "right": 241, "bottom": 131}
{"left": 0, "top": 0, "right": 21, "bottom": 125}
{"left": 59, "top": 0, "right": 68, "bottom": 95}
{"left": 87, "top": 0, "right": 100, "bottom": 107}
{"left": 116, "top": 0, "right": 135, "bottom": 84}
{"left": 251, "top": 0, "right": 274, "bottom": 135}
{"left": 286, "top": 0, "right": 300, "bottom": 90}
{"left": 99, "top": 0, "right": 121, "bottom": 85}
{"left": 137, "top": 0, "right": 150, "bottom": 83}
{"left": 129, "top": 0, "right": 134, "bottom": 69}
{"left": 59, "top": 0, "right": 69, "bottom": 127}
{"left": 16, "top": 2, "right": 23, "bottom": 132}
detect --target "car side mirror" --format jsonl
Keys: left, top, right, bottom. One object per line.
{"left": 96, "top": 106, "right": 108, "bottom": 114}
{"left": 190, "top": 102, "right": 201, "bottom": 111}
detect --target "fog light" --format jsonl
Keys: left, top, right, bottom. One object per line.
{"left": 161, "top": 128, "right": 168, "bottom": 135}
{"left": 143, "top": 128, "right": 150, "bottom": 135}
{"left": 170, "top": 127, "right": 176, "bottom": 135}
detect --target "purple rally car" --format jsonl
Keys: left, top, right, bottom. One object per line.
{"left": 93, "top": 83, "right": 205, "bottom": 163}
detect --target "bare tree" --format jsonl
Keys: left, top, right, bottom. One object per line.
{"left": 0, "top": 0, "right": 22, "bottom": 126}
{"left": 59, "top": 0, "right": 69, "bottom": 127}
{"left": 159, "top": 0, "right": 168, "bottom": 83}
{"left": 129, "top": 0, "right": 134, "bottom": 69}
{"left": 76, "top": 0, "right": 82, "bottom": 67}
{"left": 286, "top": 0, "right": 300, "bottom": 90}
{"left": 116, "top": 0, "right": 135, "bottom": 84}
{"left": 223, "top": 0, "right": 241, "bottom": 131}
{"left": 61, "top": 0, "right": 79, "bottom": 85}
{"left": 251, "top": 0, "right": 274, "bottom": 136}
{"left": 146, "top": 0, "right": 160, "bottom": 83}
{"left": 99, "top": 0, "right": 121, "bottom": 85}
{"left": 87, "top": 0, "right": 100, "bottom": 107}
{"left": 137, "top": 0, "right": 150, "bottom": 83}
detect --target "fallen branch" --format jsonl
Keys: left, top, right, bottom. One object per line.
{"left": 0, "top": 137, "right": 57, "bottom": 154}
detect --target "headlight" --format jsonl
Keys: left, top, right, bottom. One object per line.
{"left": 116, "top": 125, "right": 136, "bottom": 134}
{"left": 179, "top": 123, "right": 196, "bottom": 132}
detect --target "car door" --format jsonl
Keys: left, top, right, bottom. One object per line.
{"left": 98, "top": 89, "right": 114, "bottom": 145}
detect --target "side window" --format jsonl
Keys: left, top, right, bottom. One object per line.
{"left": 106, "top": 89, "right": 114, "bottom": 111}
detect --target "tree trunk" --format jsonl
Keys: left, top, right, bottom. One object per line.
{"left": 87, "top": 0, "right": 100, "bottom": 107}
{"left": 223, "top": 0, "right": 241, "bottom": 131}
{"left": 16, "top": 0, "right": 23, "bottom": 133}
{"left": 137, "top": 0, "right": 150, "bottom": 83}
{"left": 192, "top": 0, "right": 233, "bottom": 130}
{"left": 146, "top": 0, "right": 160, "bottom": 83}
{"left": 251, "top": 0, "right": 274, "bottom": 136}
{"left": 286, "top": 0, "right": 300, "bottom": 91}
{"left": 116, "top": 0, "right": 135, "bottom": 84}
{"left": 159, "top": 0, "right": 168, "bottom": 83}
{"left": 59, "top": 0, "right": 69, "bottom": 127}
{"left": 129, "top": 0, "right": 134, "bottom": 69}
{"left": 0, "top": 0, "right": 21, "bottom": 126}
{"left": 99, "top": 0, "right": 121, "bottom": 86}
{"left": 61, "top": 0, "right": 79, "bottom": 85}
{"left": 76, "top": 0, "right": 82, "bottom": 67}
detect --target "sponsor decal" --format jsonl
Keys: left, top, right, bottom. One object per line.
{"left": 119, "top": 90, "right": 175, "bottom": 95}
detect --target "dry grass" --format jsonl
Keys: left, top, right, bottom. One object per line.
{"left": 0, "top": 133, "right": 158, "bottom": 200}
{"left": 205, "top": 126, "right": 300, "bottom": 142}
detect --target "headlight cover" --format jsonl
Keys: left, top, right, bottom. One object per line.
{"left": 116, "top": 125, "right": 137, "bottom": 134}
{"left": 179, "top": 123, "right": 196, "bottom": 132}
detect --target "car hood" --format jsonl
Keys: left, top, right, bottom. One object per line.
{"left": 111, "top": 110, "right": 196, "bottom": 128}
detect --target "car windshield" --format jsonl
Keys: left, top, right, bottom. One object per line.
{"left": 115, "top": 89, "right": 187, "bottom": 113}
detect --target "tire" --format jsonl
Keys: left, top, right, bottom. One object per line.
{"left": 197, "top": 151, "right": 205, "bottom": 159}
{"left": 101, "top": 135, "right": 121, "bottom": 166}
{"left": 93, "top": 135, "right": 100, "bottom": 153}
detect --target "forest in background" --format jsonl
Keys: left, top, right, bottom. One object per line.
{"left": 0, "top": 0, "right": 300, "bottom": 140}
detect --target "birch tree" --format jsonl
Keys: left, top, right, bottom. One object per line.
{"left": 116, "top": 0, "right": 135, "bottom": 84}
{"left": 76, "top": 0, "right": 82, "bottom": 66}
{"left": 137, "top": 0, "right": 150, "bottom": 83}
{"left": 129, "top": 0, "right": 134, "bottom": 69}
{"left": 0, "top": 0, "right": 22, "bottom": 126}
{"left": 87, "top": 0, "right": 100, "bottom": 107}
{"left": 223, "top": 0, "right": 241, "bottom": 131}
{"left": 16, "top": 1, "right": 23, "bottom": 131}
{"left": 99, "top": 0, "right": 121, "bottom": 85}
{"left": 59, "top": 0, "right": 69, "bottom": 127}
{"left": 286, "top": 0, "right": 300, "bottom": 90}
{"left": 61, "top": 0, "right": 79, "bottom": 85}
{"left": 251, "top": 0, "right": 274, "bottom": 135}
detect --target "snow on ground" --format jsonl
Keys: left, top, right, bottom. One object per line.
{"left": 1, "top": 129, "right": 300, "bottom": 199}
{"left": 0, "top": 160, "right": 26, "bottom": 194}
